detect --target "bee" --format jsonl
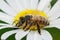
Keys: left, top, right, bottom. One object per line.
{"left": 14, "top": 15, "right": 49, "bottom": 34}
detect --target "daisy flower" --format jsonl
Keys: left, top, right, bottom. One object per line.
{"left": 0, "top": 0, "right": 60, "bottom": 40}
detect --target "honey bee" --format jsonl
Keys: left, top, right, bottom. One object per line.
{"left": 14, "top": 15, "right": 49, "bottom": 34}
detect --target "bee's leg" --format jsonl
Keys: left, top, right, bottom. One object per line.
{"left": 23, "top": 21, "right": 27, "bottom": 29}
{"left": 34, "top": 21, "right": 37, "bottom": 25}
{"left": 37, "top": 22, "right": 41, "bottom": 35}
{"left": 13, "top": 28, "right": 19, "bottom": 30}
{"left": 13, "top": 20, "right": 16, "bottom": 23}
{"left": 23, "top": 16, "right": 32, "bottom": 30}
{"left": 17, "top": 18, "right": 26, "bottom": 27}
{"left": 13, "top": 20, "right": 18, "bottom": 25}
{"left": 25, "top": 21, "right": 33, "bottom": 31}
{"left": 16, "top": 22, "right": 22, "bottom": 27}
{"left": 15, "top": 23, "right": 18, "bottom": 26}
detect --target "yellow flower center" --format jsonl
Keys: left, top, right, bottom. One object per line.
{"left": 15, "top": 10, "right": 48, "bottom": 20}
{"left": 14, "top": 10, "right": 49, "bottom": 31}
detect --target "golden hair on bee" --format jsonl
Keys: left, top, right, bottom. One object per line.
{"left": 14, "top": 15, "right": 49, "bottom": 34}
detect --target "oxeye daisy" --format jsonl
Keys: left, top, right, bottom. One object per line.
{"left": 0, "top": 0, "right": 60, "bottom": 40}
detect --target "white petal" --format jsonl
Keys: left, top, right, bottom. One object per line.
{"left": 0, "top": 12, "right": 14, "bottom": 24}
{"left": 30, "top": 0, "right": 38, "bottom": 9}
{"left": 1, "top": 29, "right": 20, "bottom": 40}
{"left": 27, "top": 30, "right": 52, "bottom": 40}
{"left": 41, "top": 30, "right": 52, "bottom": 40}
{"left": 15, "top": 29, "right": 29, "bottom": 40}
{"left": 48, "top": 0, "right": 60, "bottom": 20}
{"left": 0, "top": 0, "right": 17, "bottom": 17}
{"left": 48, "top": 19, "right": 60, "bottom": 29}
{"left": 0, "top": 24, "right": 8, "bottom": 27}
{"left": 0, "top": 27, "right": 8, "bottom": 29}
{"left": 6, "top": 0, "right": 25, "bottom": 13}
{"left": 38, "top": 0, "right": 51, "bottom": 11}
{"left": 19, "top": 0, "right": 31, "bottom": 9}
{"left": 0, "top": 24, "right": 18, "bottom": 29}
{"left": 43, "top": 4, "right": 51, "bottom": 14}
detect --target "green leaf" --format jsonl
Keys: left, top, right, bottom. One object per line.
{"left": 21, "top": 27, "right": 60, "bottom": 40}
{"left": 57, "top": 16, "right": 60, "bottom": 19}
{"left": 0, "top": 27, "right": 60, "bottom": 40}
{"left": 0, "top": 9, "right": 8, "bottom": 14}
{"left": 38, "top": 0, "right": 40, "bottom": 1}
{"left": 38, "top": 0, "right": 40, "bottom": 3}
{"left": 0, "top": 27, "right": 25, "bottom": 40}
{"left": 0, "top": 20, "right": 8, "bottom": 24}
{"left": 50, "top": 0, "right": 57, "bottom": 8}
{"left": 0, "top": 28, "right": 18, "bottom": 39}
{"left": 45, "top": 27, "right": 60, "bottom": 40}
{"left": 0, "top": 9, "right": 5, "bottom": 13}
{"left": 21, "top": 35, "right": 26, "bottom": 40}
{"left": 4, "top": 0, "right": 9, "bottom": 4}
{"left": 6, "top": 34, "right": 16, "bottom": 40}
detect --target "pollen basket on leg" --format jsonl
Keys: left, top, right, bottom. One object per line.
{"left": 13, "top": 10, "right": 49, "bottom": 32}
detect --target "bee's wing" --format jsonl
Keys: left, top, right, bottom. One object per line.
{"left": 48, "top": 0, "right": 60, "bottom": 20}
